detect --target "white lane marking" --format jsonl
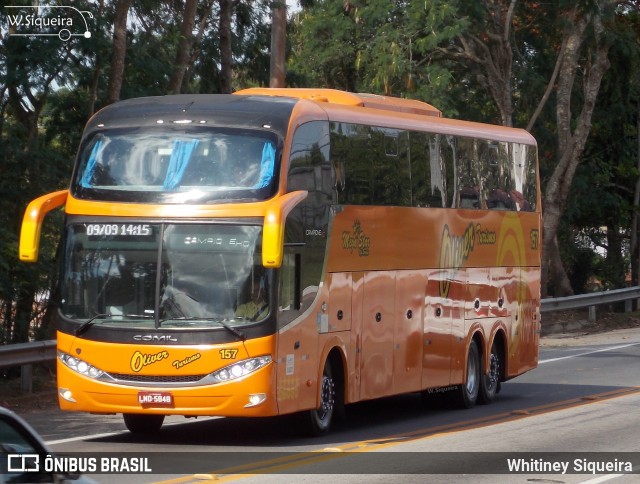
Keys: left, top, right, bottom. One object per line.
{"left": 48, "top": 431, "right": 124, "bottom": 445}
{"left": 578, "top": 464, "right": 640, "bottom": 484}
{"left": 46, "top": 416, "right": 221, "bottom": 445}
{"left": 539, "top": 342, "right": 640, "bottom": 364}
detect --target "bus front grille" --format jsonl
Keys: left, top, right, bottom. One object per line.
{"left": 108, "top": 373, "right": 207, "bottom": 385}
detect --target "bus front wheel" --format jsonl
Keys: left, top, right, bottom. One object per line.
{"left": 457, "top": 340, "right": 480, "bottom": 409}
{"left": 123, "top": 413, "right": 165, "bottom": 434}
{"left": 304, "top": 361, "right": 336, "bottom": 436}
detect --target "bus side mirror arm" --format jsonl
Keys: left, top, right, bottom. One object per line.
{"left": 262, "top": 190, "right": 308, "bottom": 268}
{"left": 19, "top": 190, "right": 68, "bottom": 262}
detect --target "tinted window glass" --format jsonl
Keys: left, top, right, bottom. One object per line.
{"left": 72, "top": 127, "right": 280, "bottom": 204}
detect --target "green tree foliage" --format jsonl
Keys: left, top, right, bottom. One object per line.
{"left": 0, "top": 0, "right": 276, "bottom": 344}
{"left": 562, "top": 19, "right": 640, "bottom": 291}
{"left": 0, "top": 16, "right": 79, "bottom": 342}
{"left": 289, "top": 0, "right": 468, "bottom": 114}
{"left": 1, "top": 0, "right": 640, "bottom": 349}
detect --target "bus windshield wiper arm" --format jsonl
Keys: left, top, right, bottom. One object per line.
{"left": 217, "top": 319, "right": 246, "bottom": 342}
{"left": 75, "top": 314, "right": 110, "bottom": 336}
{"left": 159, "top": 316, "right": 246, "bottom": 341}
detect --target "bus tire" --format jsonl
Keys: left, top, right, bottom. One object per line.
{"left": 479, "top": 340, "right": 501, "bottom": 404}
{"left": 123, "top": 413, "right": 164, "bottom": 434}
{"left": 303, "top": 360, "right": 336, "bottom": 436}
{"left": 457, "top": 340, "right": 480, "bottom": 409}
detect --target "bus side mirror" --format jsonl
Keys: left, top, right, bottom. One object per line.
{"left": 19, "top": 190, "right": 68, "bottom": 262}
{"left": 262, "top": 190, "right": 307, "bottom": 268}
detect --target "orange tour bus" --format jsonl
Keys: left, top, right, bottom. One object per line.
{"left": 19, "top": 88, "right": 541, "bottom": 435}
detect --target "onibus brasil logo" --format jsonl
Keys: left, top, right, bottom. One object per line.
{"left": 4, "top": 5, "right": 93, "bottom": 41}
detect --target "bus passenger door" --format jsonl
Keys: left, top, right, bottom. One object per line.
{"left": 360, "top": 271, "right": 395, "bottom": 400}
{"left": 393, "top": 271, "right": 424, "bottom": 394}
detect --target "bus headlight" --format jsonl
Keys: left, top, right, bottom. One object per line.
{"left": 58, "top": 351, "right": 104, "bottom": 379}
{"left": 210, "top": 356, "right": 272, "bottom": 383}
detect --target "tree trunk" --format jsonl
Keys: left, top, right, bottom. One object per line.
{"left": 182, "top": 0, "right": 216, "bottom": 92}
{"left": 168, "top": 0, "right": 198, "bottom": 94}
{"left": 13, "top": 282, "right": 35, "bottom": 343}
{"left": 546, "top": 235, "right": 574, "bottom": 297}
{"left": 606, "top": 223, "right": 625, "bottom": 289}
{"left": 541, "top": 7, "right": 611, "bottom": 297}
{"left": 632, "top": 101, "right": 640, "bottom": 288}
{"left": 87, "top": 0, "right": 105, "bottom": 117}
{"left": 106, "top": 0, "right": 132, "bottom": 105}
{"left": 442, "top": 0, "right": 516, "bottom": 127}
{"left": 219, "top": 0, "right": 233, "bottom": 93}
{"left": 269, "top": 0, "right": 286, "bottom": 88}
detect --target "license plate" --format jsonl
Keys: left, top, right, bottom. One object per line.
{"left": 138, "top": 391, "right": 174, "bottom": 408}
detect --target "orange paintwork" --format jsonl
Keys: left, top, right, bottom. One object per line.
{"left": 235, "top": 87, "right": 442, "bottom": 117}
{"left": 19, "top": 190, "right": 68, "bottom": 262}
{"left": 57, "top": 331, "right": 279, "bottom": 416}
{"left": 275, "top": 204, "right": 541, "bottom": 409}
{"left": 21, "top": 88, "right": 541, "bottom": 421}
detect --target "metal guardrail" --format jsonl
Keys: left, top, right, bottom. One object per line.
{"left": 0, "top": 340, "right": 57, "bottom": 368}
{"left": 540, "top": 285, "right": 640, "bottom": 321}
{"left": 0, "top": 340, "right": 56, "bottom": 392}
{"left": 1, "top": 286, "right": 640, "bottom": 392}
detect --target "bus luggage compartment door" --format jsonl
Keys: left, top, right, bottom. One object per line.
{"left": 360, "top": 271, "right": 395, "bottom": 400}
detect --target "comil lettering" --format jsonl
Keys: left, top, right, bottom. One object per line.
{"left": 130, "top": 350, "right": 169, "bottom": 372}
{"left": 439, "top": 223, "right": 475, "bottom": 298}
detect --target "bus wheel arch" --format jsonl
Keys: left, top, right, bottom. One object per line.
{"left": 302, "top": 347, "right": 345, "bottom": 436}
{"left": 479, "top": 331, "right": 505, "bottom": 404}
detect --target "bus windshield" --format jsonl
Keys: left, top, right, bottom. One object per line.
{"left": 72, "top": 127, "right": 279, "bottom": 204}
{"left": 60, "top": 223, "right": 271, "bottom": 329}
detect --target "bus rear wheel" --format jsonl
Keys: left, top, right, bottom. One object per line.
{"left": 457, "top": 340, "right": 480, "bottom": 409}
{"left": 303, "top": 361, "right": 336, "bottom": 436}
{"left": 123, "top": 413, "right": 165, "bottom": 434}
{"left": 479, "top": 341, "right": 501, "bottom": 404}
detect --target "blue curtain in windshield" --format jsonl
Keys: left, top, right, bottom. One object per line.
{"left": 163, "top": 140, "right": 200, "bottom": 190}
{"left": 80, "top": 139, "right": 104, "bottom": 188}
{"left": 252, "top": 142, "right": 276, "bottom": 189}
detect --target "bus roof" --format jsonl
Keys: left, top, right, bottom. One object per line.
{"left": 234, "top": 88, "right": 535, "bottom": 146}
{"left": 235, "top": 88, "right": 442, "bottom": 117}
{"left": 85, "top": 90, "right": 535, "bottom": 147}
{"left": 84, "top": 94, "right": 297, "bottom": 139}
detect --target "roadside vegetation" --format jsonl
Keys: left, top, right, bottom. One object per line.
{"left": 1, "top": 0, "right": 640, "bottom": 346}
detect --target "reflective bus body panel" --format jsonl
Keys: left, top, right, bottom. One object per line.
{"left": 19, "top": 90, "right": 541, "bottom": 425}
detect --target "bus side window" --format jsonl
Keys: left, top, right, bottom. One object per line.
{"left": 283, "top": 121, "right": 330, "bottom": 328}
{"left": 410, "top": 132, "right": 444, "bottom": 208}
{"left": 509, "top": 143, "right": 537, "bottom": 211}
{"left": 330, "top": 122, "right": 372, "bottom": 206}
{"left": 278, "top": 251, "right": 303, "bottom": 328}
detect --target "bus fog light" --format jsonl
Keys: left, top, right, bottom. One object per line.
{"left": 59, "top": 388, "right": 76, "bottom": 402}
{"left": 245, "top": 393, "right": 267, "bottom": 407}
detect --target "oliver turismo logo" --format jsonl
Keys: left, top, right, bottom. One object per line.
{"left": 4, "top": 5, "right": 93, "bottom": 41}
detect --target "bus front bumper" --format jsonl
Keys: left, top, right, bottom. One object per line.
{"left": 56, "top": 361, "right": 278, "bottom": 417}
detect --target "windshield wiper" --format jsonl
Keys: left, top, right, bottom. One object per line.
{"left": 217, "top": 319, "right": 246, "bottom": 341}
{"left": 75, "top": 314, "right": 110, "bottom": 336}
{"left": 159, "top": 317, "right": 246, "bottom": 341}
